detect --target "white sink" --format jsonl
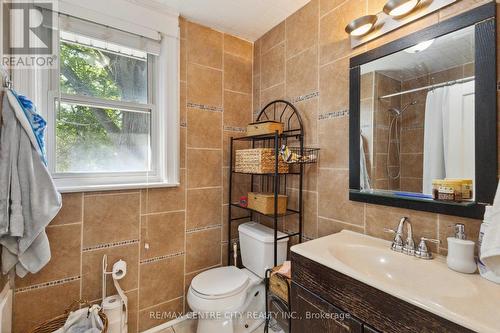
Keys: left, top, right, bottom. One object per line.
{"left": 291, "top": 230, "right": 500, "bottom": 333}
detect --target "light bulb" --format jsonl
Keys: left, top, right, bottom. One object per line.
{"left": 384, "top": 0, "right": 420, "bottom": 17}
{"left": 351, "top": 23, "right": 375, "bottom": 37}
{"left": 405, "top": 39, "right": 435, "bottom": 53}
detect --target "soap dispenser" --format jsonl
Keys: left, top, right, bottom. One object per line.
{"left": 447, "top": 224, "right": 477, "bottom": 274}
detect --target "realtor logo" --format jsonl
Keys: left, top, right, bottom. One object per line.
{"left": 2, "top": 0, "right": 57, "bottom": 68}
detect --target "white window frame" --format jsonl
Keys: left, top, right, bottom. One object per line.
{"left": 49, "top": 31, "right": 178, "bottom": 192}
{"left": 11, "top": 3, "right": 180, "bottom": 193}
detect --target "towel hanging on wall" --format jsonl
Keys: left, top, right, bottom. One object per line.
{"left": 0, "top": 89, "right": 61, "bottom": 277}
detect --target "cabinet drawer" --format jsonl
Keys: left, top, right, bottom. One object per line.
{"left": 291, "top": 282, "right": 363, "bottom": 333}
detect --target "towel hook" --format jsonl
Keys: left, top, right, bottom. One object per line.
{"left": 1, "top": 65, "right": 12, "bottom": 89}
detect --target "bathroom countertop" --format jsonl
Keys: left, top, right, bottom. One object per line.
{"left": 291, "top": 230, "right": 500, "bottom": 333}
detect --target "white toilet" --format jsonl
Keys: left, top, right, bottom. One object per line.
{"left": 187, "top": 222, "right": 288, "bottom": 333}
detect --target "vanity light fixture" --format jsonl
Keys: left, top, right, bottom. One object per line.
{"left": 383, "top": 0, "right": 420, "bottom": 17}
{"left": 345, "top": 0, "right": 455, "bottom": 46}
{"left": 405, "top": 39, "right": 435, "bottom": 53}
{"left": 345, "top": 15, "right": 378, "bottom": 37}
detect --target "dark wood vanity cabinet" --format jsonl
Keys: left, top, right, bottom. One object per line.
{"left": 291, "top": 282, "right": 364, "bottom": 333}
{"left": 291, "top": 252, "right": 473, "bottom": 333}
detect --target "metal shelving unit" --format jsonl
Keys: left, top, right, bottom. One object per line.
{"left": 226, "top": 99, "right": 305, "bottom": 267}
{"left": 227, "top": 100, "right": 310, "bottom": 333}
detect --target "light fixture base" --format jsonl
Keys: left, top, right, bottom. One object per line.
{"left": 345, "top": 15, "right": 378, "bottom": 37}
{"left": 349, "top": 0, "right": 457, "bottom": 48}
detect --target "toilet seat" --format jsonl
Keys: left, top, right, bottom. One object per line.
{"left": 191, "top": 266, "right": 249, "bottom": 300}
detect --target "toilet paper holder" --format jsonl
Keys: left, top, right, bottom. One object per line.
{"left": 102, "top": 255, "right": 128, "bottom": 332}
{"left": 102, "top": 255, "right": 127, "bottom": 301}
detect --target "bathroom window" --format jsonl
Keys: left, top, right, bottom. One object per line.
{"left": 57, "top": 32, "right": 154, "bottom": 174}
{"left": 46, "top": 16, "right": 179, "bottom": 191}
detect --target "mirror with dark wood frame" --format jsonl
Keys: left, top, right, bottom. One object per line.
{"left": 349, "top": 3, "right": 497, "bottom": 219}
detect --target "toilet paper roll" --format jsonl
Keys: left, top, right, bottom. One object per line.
{"left": 102, "top": 295, "right": 123, "bottom": 323}
{"left": 112, "top": 260, "right": 127, "bottom": 280}
{"left": 102, "top": 259, "right": 129, "bottom": 332}
{"left": 103, "top": 293, "right": 128, "bottom": 333}
{"left": 106, "top": 320, "right": 123, "bottom": 333}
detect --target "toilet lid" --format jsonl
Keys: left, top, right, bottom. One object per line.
{"left": 191, "top": 266, "right": 249, "bottom": 298}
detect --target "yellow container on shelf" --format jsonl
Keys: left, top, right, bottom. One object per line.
{"left": 461, "top": 179, "right": 474, "bottom": 200}
{"left": 446, "top": 178, "right": 474, "bottom": 201}
{"left": 432, "top": 179, "right": 445, "bottom": 200}
{"left": 438, "top": 179, "right": 463, "bottom": 202}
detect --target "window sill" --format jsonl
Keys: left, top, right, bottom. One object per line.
{"left": 56, "top": 181, "right": 180, "bottom": 193}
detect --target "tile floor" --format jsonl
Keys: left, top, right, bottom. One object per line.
{"left": 157, "top": 318, "right": 267, "bottom": 333}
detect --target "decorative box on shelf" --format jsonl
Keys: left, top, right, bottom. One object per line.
{"left": 246, "top": 120, "right": 284, "bottom": 137}
{"left": 234, "top": 148, "right": 289, "bottom": 174}
{"left": 247, "top": 192, "right": 288, "bottom": 215}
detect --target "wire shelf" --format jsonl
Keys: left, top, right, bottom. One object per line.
{"left": 281, "top": 147, "right": 320, "bottom": 164}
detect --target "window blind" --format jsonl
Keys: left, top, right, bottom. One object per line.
{"left": 58, "top": 14, "right": 161, "bottom": 56}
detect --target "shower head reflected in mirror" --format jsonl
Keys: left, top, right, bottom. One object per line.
{"left": 388, "top": 100, "right": 417, "bottom": 116}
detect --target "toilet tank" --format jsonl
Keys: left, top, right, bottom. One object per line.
{"left": 238, "top": 222, "right": 288, "bottom": 278}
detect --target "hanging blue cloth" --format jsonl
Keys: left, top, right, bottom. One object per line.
{"left": 9, "top": 90, "right": 47, "bottom": 165}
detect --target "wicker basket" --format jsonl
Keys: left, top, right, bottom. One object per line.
{"left": 29, "top": 300, "right": 108, "bottom": 333}
{"left": 269, "top": 265, "right": 291, "bottom": 303}
{"left": 235, "top": 148, "right": 289, "bottom": 174}
{"left": 248, "top": 192, "right": 287, "bottom": 215}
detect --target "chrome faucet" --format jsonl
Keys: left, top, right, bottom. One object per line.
{"left": 385, "top": 217, "right": 440, "bottom": 259}
{"left": 384, "top": 217, "right": 415, "bottom": 256}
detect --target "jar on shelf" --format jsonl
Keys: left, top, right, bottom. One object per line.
{"left": 437, "top": 179, "right": 463, "bottom": 202}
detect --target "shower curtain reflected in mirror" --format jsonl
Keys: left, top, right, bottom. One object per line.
{"left": 422, "top": 81, "right": 475, "bottom": 195}
{"left": 360, "top": 133, "right": 371, "bottom": 190}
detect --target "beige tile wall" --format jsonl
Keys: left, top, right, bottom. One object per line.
{"left": 11, "top": 18, "right": 252, "bottom": 333}
{"left": 253, "top": 0, "right": 492, "bottom": 254}
{"left": 6, "top": 1, "right": 498, "bottom": 331}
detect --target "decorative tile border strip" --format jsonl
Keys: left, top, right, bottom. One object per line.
{"left": 187, "top": 102, "right": 223, "bottom": 112}
{"left": 292, "top": 91, "right": 319, "bottom": 103}
{"left": 140, "top": 251, "right": 185, "bottom": 264}
{"left": 223, "top": 126, "right": 246, "bottom": 132}
{"left": 180, "top": 121, "right": 187, "bottom": 128}
{"left": 82, "top": 239, "right": 139, "bottom": 252}
{"left": 15, "top": 276, "right": 81, "bottom": 293}
{"left": 318, "top": 109, "right": 349, "bottom": 120}
{"left": 186, "top": 224, "right": 222, "bottom": 234}
{"left": 402, "top": 125, "right": 424, "bottom": 130}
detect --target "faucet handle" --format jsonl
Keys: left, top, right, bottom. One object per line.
{"left": 384, "top": 228, "right": 404, "bottom": 252}
{"left": 415, "top": 237, "right": 441, "bottom": 260}
{"left": 421, "top": 237, "right": 440, "bottom": 244}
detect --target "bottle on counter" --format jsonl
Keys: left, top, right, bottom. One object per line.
{"left": 447, "top": 224, "right": 477, "bottom": 274}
